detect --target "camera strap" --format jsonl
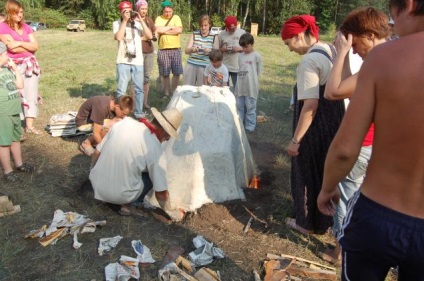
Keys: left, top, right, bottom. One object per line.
{"left": 158, "top": 15, "right": 174, "bottom": 44}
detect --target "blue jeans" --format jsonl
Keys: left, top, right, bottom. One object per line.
{"left": 236, "top": 96, "right": 257, "bottom": 132}
{"left": 116, "top": 63, "right": 144, "bottom": 118}
{"left": 132, "top": 172, "right": 153, "bottom": 207}
{"left": 229, "top": 71, "right": 238, "bottom": 88}
{"left": 333, "top": 145, "right": 372, "bottom": 236}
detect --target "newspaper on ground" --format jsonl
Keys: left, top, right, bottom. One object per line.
{"left": 105, "top": 256, "right": 140, "bottom": 281}
{"left": 98, "top": 235, "right": 123, "bottom": 256}
{"left": 24, "top": 209, "right": 106, "bottom": 248}
{"left": 131, "top": 240, "right": 156, "bottom": 263}
{"left": 188, "top": 235, "right": 225, "bottom": 266}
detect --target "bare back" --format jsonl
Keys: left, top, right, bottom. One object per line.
{"left": 360, "top": 32, "right": 424, "bottom": 217}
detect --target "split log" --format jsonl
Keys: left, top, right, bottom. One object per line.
{"left": 285, "top": 264, "right": 337, "bottom": 281}
{"left": 176, "top": 255, "right": 195, "bottom": 273}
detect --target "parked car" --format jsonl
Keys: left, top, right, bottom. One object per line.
{"left": 210, "top": 26, "right": 222, "bottom": 35}
{"left": 67, "top": 20, "right": 86, "bottom": 32}
{"left": 30, "top": 22, "right": 47, "bottom": 31}
{"left": 25, "top": 21, "right": 32, "bottom": 25}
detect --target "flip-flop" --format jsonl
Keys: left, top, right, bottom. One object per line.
{"left": 285, "top": 217, "right": 313, "bottom": 235}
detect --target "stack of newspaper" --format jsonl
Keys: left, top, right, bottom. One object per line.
{"left": 46, "top": 111, "right": 89, "bottom": 137}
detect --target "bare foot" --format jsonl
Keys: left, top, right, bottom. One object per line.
{"left": 285, "top": 217, "right": 313, "bottom": 235}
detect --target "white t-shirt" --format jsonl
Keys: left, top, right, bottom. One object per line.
{"left": 113, "top": 20, "right": 144, "bottom": 65}
{"left": 204, "top": 63, "right": 229, "bottom": 87}
{"left": 89, "top": 117, "right": 167, "bottom": 205}
{"left": 234, "top": 51, "right": 262, "bottom": 98}
{"left": 217, "top": 28, "right": 246, "bottom": 72}
{"left": 296, "top": 43, "right": 333, "bottom": 100}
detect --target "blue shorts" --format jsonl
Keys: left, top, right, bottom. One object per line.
{"left": 339, "top": 192, "right": 424, "bottom": 281}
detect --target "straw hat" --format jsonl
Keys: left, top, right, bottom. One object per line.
{"left": 151, "top": 107, "right": 182, "bottom": 139}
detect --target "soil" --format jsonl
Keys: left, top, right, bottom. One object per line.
{"left": 0, "top": 133, "right": 337, "bottom": 281}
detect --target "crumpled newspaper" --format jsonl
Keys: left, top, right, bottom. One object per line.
{"left": 131, "top": 240, "right": 156, "bottom": 263}
{"left": 105, "top": 255, "right": 140, "bottom": 281}
{"left": 188, "top": 235, "right": 225, "bottom": 266}
{"left": 98, "top": 235, "right": 123, "bottom": 256}
{"left": 24, "top": 209, "right": 106, "bottom": 248}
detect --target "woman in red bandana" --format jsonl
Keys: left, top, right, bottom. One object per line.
{"left": 281, "top": 15, "right": 345, "bottom": 235}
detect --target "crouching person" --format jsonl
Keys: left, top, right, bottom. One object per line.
{"left": 89, "top": 107, "right": 184, "bottom": 221}
{"left": 75, "top": 95, "right": 133, "bottom": 156}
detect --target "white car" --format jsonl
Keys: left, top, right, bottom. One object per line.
{"left": 210, "top": 27, "right": 222, "bottom": 35}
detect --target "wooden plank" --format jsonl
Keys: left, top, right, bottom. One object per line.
{"left": 0, "top": 205, "right": 21, "bottom": 217}
{"left": 0, "top": 201, "right": 14, "bottom": 212}
{"left": 193, "top": 268, "right": 217, "bottom": 281}
{"left": 286, "top": 264, "right": 337, "bottom": 281}
{"left": 267, "top": 253, "right": 336, "bottom": 271}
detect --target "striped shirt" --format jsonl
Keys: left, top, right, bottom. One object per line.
{"left": 187, "top": 31, "right": 215, "bottom": 67}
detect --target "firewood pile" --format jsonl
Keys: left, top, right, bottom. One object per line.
{"left": 263, "top": 253, "right": 337, "bottom": 281}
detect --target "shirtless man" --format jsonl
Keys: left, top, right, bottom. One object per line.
{"left": 317, "top": 0, "right": 424, "bottom": 280}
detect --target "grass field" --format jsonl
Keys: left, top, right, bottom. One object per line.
{"left": 1, "top": 30, "right": 395, "bottom": 281}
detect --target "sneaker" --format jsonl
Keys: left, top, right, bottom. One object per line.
{"left": 4, "top": 171, "right": 20, "bottom": 182}
{"left": 25, "top": 127, "right": 41, "bottom": 134}
{"left": 16, "top": 163, "right": 35, "bottom": 172}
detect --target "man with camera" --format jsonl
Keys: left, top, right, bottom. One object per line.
{"left": 135, "top": 0, "right": 156, "bottom": 110}
{"left": 113, "top": 1, "right": 152, "bottom": 119}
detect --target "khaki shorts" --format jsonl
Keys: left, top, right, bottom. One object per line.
{"left": 143, "top": 53, "right": 154, "bottom": 84}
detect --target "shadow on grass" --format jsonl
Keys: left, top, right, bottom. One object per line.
{"left": 67, "top": 77, "right": 116, "bottom": 99}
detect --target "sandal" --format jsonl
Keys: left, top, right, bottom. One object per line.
{"left": 4, "top": 171, "right": 20, "bottom": 182}
{"left": 16, "top": 163, "right": 35, "bottom": 173}
{"left": 285, "top": 217, "right": 313, "bottom": 235}
{"left": 25, "top": 127, "right": 41, "bottom": 135}
{"left": 118, "top": 205, "right": 149, "bottom": 217}
{"left": 79, "top": 143, "right": 95, "bottom": 157}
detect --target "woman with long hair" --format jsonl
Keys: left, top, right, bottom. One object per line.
{"left": 281, "top": 15, "right": 345, "bottom": 235}
{"left": 0, "top": 0, "right": 41, "bottom": 134}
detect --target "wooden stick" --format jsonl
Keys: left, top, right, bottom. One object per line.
{"left": 243, "top": 206, "right": 268, "bottom": 227}
{"left": 266, "top": 253, "right": 336, "bottom": 271}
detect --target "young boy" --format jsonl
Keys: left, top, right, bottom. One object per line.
{"left": 76, "top": 95, "right": 133, "bottom": 156}
{"left": 234, "top": 33, "right": 262, "bottom": 133}
{"left": 0, "top": 42, "right": 35, "bottom": 182}
{"left": 203, "top": 49, "right": 229, "bottom": 87}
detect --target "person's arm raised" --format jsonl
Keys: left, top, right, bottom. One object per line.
{"left": 324, "top": 33, "right": 358, "bottom": 100}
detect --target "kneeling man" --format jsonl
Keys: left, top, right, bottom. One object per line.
{"left": 89, "top": 107, "right": 183, "bottom": 221}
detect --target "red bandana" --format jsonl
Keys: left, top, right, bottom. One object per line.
{"left": 281, "top": 15, "right": 319, "bottom": 41}
{"left": 139, "top": 118, "right": 161, "bottom": 140}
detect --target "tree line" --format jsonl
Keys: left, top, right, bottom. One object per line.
{"left": 1, "top": 0, "right": 389, "bottom": 33}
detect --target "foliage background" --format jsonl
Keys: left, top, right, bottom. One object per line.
{"left": 0, "top": 0, "right": 390, "bottom": 32}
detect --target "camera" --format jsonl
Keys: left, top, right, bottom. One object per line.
{"left": 151, "top": 35, "right": 157, "bottom": 42}
{"left": 130, "top": 11, "right": 137, "bottom": 19}
{"left": 126, "top": 40, "right": 137, "bottom": 58}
